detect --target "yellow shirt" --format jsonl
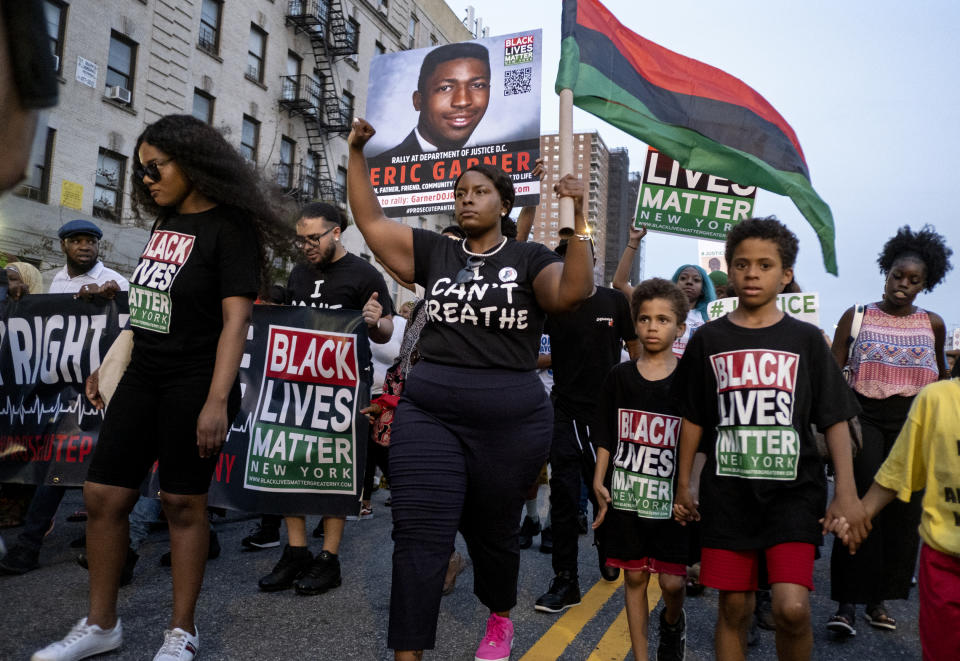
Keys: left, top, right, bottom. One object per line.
{"left": 874, "top": 378, "right": 960, "bottom": 556}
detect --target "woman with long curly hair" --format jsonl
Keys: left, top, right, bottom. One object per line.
{"left": 34, "top": 114, "right": 287, "bottom": 661}
{"left": 827, "top": 225, "right": 952, "bottom": 636}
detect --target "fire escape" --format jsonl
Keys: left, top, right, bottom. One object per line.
{"left": 279, "top": 0, "right": 357, "bottom": 204}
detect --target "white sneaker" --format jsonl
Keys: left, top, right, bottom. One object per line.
{"left": 32, "top": 617, "right": 122, "bottom": 661}
{"left": 153, "top": 627, "right": 199, "bottom": 661}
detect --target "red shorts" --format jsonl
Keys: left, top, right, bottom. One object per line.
{"left": 918, "top": 544, "right": 960, "bottom": 661}
{"left": 700, "top": 543, "right": 815, "bottom": 592}
{"left": 606, "top": 556, "right": 687, "bottom": 577}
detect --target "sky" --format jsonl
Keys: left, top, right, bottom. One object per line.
{"left": 444, "top": 0, "right": 960, "bottom": 340}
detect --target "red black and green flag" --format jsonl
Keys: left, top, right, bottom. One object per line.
{"left": 556, "top": 0, "right": 839, "bottom": 274}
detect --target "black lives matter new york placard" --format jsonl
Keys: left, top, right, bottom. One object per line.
{"left": 710, "top": 349, "right": 800, "bottom": 480}
{"left": 611, "top": 409, "right": 681, "bottom": 519}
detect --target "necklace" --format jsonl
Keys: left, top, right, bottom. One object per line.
{"left": 462, "top": 236, "right": 508, "bottom": 257}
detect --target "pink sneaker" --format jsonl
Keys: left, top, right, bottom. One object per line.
{"left": 475, "top": 613, "right": 514, "bottom": 661}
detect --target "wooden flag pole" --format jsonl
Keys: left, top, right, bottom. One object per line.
{"left": 558, "top": 88, "right": 575, "bottom": 238}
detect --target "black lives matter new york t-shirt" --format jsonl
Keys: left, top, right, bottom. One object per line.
{"left": 128, "top": 206, "right": 260, "bottom": 376}
{"left": 285, "top": 252, "right": 393, "bottom": 316}
{"left": 671, "top": 314, "right": 859, "bottom": 549}
{"left": 597, "top": 362, "right": 682, "bottom": 521}
{"left": 412, "top": 229, "right": 561, "bottom": 371}
{"left": 546, "top": 286, "right": 636, "bottom": 419}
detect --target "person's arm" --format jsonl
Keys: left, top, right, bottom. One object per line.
{"left": 673, "top": 418, "right": 703, "bottom": 524}
{"left": 536, "top": 352, "right": 551, "bottom": 370}
{"left": 821, "top": 420, "right": 870, "bottom": 544}
{"left": 347, "top": 118, "right": 415, "bottom": 282}
{"left": 929, "top": 311, "right": 949, "bottom": 379}
{"left": 362, "top": 292, "right": 394, "bottom": 344}
{"left": 515, "top": 158, "right": 545, "bottom": 242}
{"left": 831, "top": 306, "right": 855, "bottom": 369}
{"left": 612, "top": 226, "right": 646, "bottom": 297}
{"left": 196, "top": 296, "right": 252, "bottom": 458}
{"left": 531, "top": 175, "right": 593, "bottom": 313}
{"left": 592, "top": 447, "right": 612, "bottom": 529}
{"left": 376, "top": 256, "right": 416, "bottom": 293}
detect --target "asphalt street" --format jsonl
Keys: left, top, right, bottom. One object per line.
{"left": 1, "top": 487, "right": 922, "bottom": 660}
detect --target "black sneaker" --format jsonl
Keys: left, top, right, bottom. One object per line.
{"left": 518, "top": 516, "right": 540, "bottom": 550}
{"left": 0, "top": 543, "right": 39, "bottom": 574}
{"left": 241, "top": 523, "right": 281, "bottom": 550}
{"left": 657, "top": 608, "right": 686, "bottom": 661}
{"left": 597, "top": 542, "right": 620, "bottom": 581}
{"left": 161, "top": 530, "right": 220, "bottom": 566}
{"left": 539, "top": 527, "right": 553, "bottom": 554}
{"left": 534, "top": 571, "right": 581, "bottom": 613}
{"left": 258, "top": 545, "right": 313, "bottom": 592}
{"left": 76, "top": 547, "right": 139, "bottom": 586}
{"left": 295, "top": 550, "right": 342, "bottom": 596}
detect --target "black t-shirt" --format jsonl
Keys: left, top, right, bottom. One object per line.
{"left": 597, "top": 361, "right": 682, "bottom": 521}
{"left": 286, "top": 252, "right": 394, "bottom": 317}
{"left": 128, "top": 206, "right": 260, "bottom": 377}
{"left": 671, "top": 314, "right": 860, "bottom": 549}
{"left": 546, "top": 286, "right": 636, "bottom": 419}
{"left": 412, "top": 229, "right": 561, "bottom": 371}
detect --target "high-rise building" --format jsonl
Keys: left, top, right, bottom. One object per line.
{"left": 530, "top": 130, "right": 609, "bottom": 284}
{"left": 603, "top": 147, "right": 636, "bottom": 288}
{"left": 0, "top": 0, "right": 471, "bottom": 296}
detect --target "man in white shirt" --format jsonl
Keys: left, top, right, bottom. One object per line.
{"left": 48, "top": 219, "right": 129, "bottom": 294}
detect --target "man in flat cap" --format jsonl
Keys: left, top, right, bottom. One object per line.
{"left": 49, "top": 219, "right": 128, "bottom": 295}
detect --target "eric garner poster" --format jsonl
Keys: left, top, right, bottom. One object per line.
{"left": 364, "top": 30, "right": 543, "bottom": 217}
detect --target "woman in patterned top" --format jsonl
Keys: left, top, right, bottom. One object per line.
{"left": 827, "top": 225, "right": 952, "bottom": 636}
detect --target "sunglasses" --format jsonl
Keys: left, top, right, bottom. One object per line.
{"left": 293, "top": 225, "right": 337, "bottom": 248}
{"left": 135, "top": 157, "right": 174, "bottom": 182}
{"left": 455, "top": 256, "right": 485, "bottom": 284}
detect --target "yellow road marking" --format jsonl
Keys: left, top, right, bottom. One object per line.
{"left": 586, "top": 575, "right": 664, "bottom": 661}
{"left": 518, "top": 576, "right": 623, "bottom": 661}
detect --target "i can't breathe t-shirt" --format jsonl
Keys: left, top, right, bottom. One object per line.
{"left": 128, "top": 206, "right": 260, "bottom": 377}
{"left": 412, "top": 229, "right": 561, "bottom": 371}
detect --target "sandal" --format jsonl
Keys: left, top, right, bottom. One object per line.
{"left": 865, "top": 606, "right": 897, "bottom": 631}
{"left": 826, "top": 612, "right": 857, "bottom": 636}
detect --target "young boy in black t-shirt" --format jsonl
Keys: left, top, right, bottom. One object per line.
{"left": 672, "top": 218, "right": 869, "bottom": 660}
{"left": 593, "top": 278, "right": 691, "bottom": 661}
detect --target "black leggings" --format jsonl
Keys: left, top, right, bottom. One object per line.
{"left": 387, "top": 361, "right": 552, "bottom": 651}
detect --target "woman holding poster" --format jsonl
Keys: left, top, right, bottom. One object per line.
{"left": 348, "top": 117, "right": 593, "bottom": 661}
{"left": 33, "top": 114, "right": 284, "bottom": 661}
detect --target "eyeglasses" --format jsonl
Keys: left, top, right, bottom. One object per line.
{"left": 455, "top": 256, "right": 485, "bottom": 284}
{"left": 293, "top": 226, "right": 337, "bottom": 249}
{"left": 135, "top": 157, "right": 174, "bottom": 182}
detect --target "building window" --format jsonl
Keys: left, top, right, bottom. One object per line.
{"left": 301, "top": 152, "right": 319, "bottom": 198}
{"left": 106, "top": 32, "right": 137, "bottom": 96}
{"left": 340, "top": 91, "right": 354, "bottom": 123}
{"left": 247, "top": 25, "right": 267, "bottom": 83}
{"left": 15, "top": 128, "right": 55, "bottom": 203}
{"left": 335, "top": 166, "right": 347, "bottom": 204}
{"left": 192, "top": 89, "right": 214, "bottom": 124}
{"left": 44, "top": 1, "right": 67, "bottom": 72}
{"left": 278, "top": 137, "right": 295, "bottom": 188}
{"left": 407, "top": 14, "right": 417, "bottom": 49}
{"left": 94, "top": 148, "right": 126, "bottom": 222}
{"left": 374, "top": 41, "right": 385, "bottom": 57}
{"left": 430, "top": 33, "right": 437, "bottom": 46}
{"left": 346, "top": 17, "right": 359, "bottom": 57}
{"left": 198, "top": 0, "right": 222, "bottom": 55}
{"left": 241, "top": 115, "right": 260, "bottom": 163}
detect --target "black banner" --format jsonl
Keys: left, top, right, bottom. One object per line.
{"left": 0, "top": 300, "right": 371, "bottom": 517}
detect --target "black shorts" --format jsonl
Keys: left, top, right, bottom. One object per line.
{"left": 604, "top": 505, "right": 691, "bottom": 567}
{"left": 85, "top": 364, "right": 240, "bottom": 495}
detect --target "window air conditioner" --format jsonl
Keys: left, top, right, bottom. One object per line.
{"left": 106, "top": 85, "right": 132, "bottom": 104}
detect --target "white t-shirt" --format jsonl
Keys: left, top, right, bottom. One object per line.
{"left": 48, "top": 261, "right": 129, "bottom": 294}
{"left": 672, "top": 308, "right": 706, "bottom": 358}
{"left": 371, "top": 315, "right": 406, "bottom": 395}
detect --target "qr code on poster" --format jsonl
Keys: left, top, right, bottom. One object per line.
{"left": 504, "top": 68, "right": 532, "bottom": 96}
